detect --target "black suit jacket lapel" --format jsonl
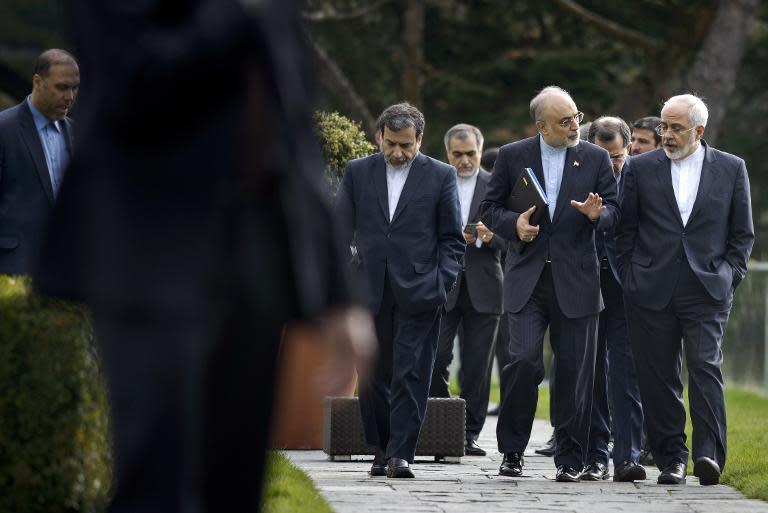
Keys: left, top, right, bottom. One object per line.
{"left": 655, "top": 153, "right": 684, "bottom": 228}
{"left": 391, "top": 153, "right": 428, "bottom": 225}
{"left": 552, "top": 142, "right": 583, "bottom": 224}
{"left": 62, "top": 117, "right": 75, "bottom": 157}
{"left": 687, "top": 141, "right": 717, "bottom": 224}
{"left": 468, "top": 171, "right": 486, "bottom": 222}
{"left": 18, "top": 102, "right": 55, "bottom": 204}
{"left": 372, "top": 153, "right": 390, "bottom": 224}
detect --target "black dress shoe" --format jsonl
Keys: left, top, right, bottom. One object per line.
{"left": 613, "top": 460, "right": 646, "bottom": 482}
{"left": 534, "top": 433, "right": 557, "bottom": 457}
{"left": 657, "top": 461, "right": 686, "bottom": 485}
{"left": 580, "top": 461, "right": 609, "bottom": 481}
{"left": 465, "top": 439, "right": 487, "bottom": 456}
{"left": 386, "top": 458, "right": 414, "bottom": 478}
{"left": 693, "top": 457, "right": 721, "bottom": 486}
{"left": 499, "top": 452, "right": 524, "bottom": 477}
{"left": 556, "top": 465, "right": 581, "bottom": 482}
{"left": 370, "top": 448, "right": 386, "bottom": 476}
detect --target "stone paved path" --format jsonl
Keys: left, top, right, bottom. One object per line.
{"left": 286, "top": 416, "right": 768, "bottom": 513}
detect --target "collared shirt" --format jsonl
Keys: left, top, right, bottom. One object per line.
{"left": 540, "top": 136, "right": 571, "bottom": 219}
{"left": 670, "top": 143, "right": 705, "bottom": 226}
{"left": 386, "top": 153, "right": 416, "bottom": 221}
{"left": 456, "top": 168, "right": 479, "bottom": 228}
{"left": 27, "top": 96, "right": 70, "bottom": 198}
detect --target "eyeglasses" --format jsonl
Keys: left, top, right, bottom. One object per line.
{"left": 558, "top": 112, "right": 585, "bottom": 128}
{"left": 654, "top": 124, "right": 696, "bottom": 136}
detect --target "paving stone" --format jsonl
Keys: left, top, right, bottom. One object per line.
{"left": 285, "top": 416, "right": 768, "bottom": 513}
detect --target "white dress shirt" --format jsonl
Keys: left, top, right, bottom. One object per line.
{"left": 386, "top": 155, "right": 416, "bottom": 221}
{"left": 670, "top": 144, "right": 705, "bottom": 226}
{"left": 456, "top": 168, "right": 479, "bottom": 228}
{"left": 540, "top": 136, "right": 570, "bottom": 220}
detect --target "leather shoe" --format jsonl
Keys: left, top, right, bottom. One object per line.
{"left": 657, "top": 461, "right": 686, "bottom": 485}
{"left": 556, "top": 465, "right": 581, "bottom": 482}
{"left": 693, "top": 457, "right": 721, "bottom": 486}
{"left": 580, "top": 461, "right": 609, "bottom": 481}
{"left": 386, "top": 458, "right": 414, "bottom": 478}
{"left": 639, "top": 448, "right": 655, "bottom": 466}
{"left": 499, "top": 452, "right": 524, "bottom": 477}
{"left": 613, "top": 460, "right": 646, "bottom": 482}
{"left": 370, "top": 448, "right": 386, "bottom": 476}
{"left": 534, "top": 433, "right": 557, "bottom": 457}
{"left": 465, "top": 439, "right": 487, "bottom": 456}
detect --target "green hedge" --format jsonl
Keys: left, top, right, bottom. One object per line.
{"left": 0, "top": 276, "right": 111, "bottom": 512}
{"left": 314, "top": 111, "right": 376, "bottom": 194}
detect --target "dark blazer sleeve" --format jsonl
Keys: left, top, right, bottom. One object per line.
{"left": 726, "top": 157, "right": 754, "bottom": 288}
{"left": 615, "top": 158, "right": 637, "bottom": 282}
{"left": 479, "top": 147, "right": 524, "bottom": 255}
{"left": 437, "top": 168, "right": 465, "bottom": 293}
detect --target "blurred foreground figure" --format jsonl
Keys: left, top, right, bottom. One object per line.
{"left": 34, "top": 1, "right": 374, "bottom": 512}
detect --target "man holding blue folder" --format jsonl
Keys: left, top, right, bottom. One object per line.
{"left": 480, "top": 86, "right": 619, "bottom": 482}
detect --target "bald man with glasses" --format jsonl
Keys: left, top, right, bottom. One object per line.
{"left": 480, "top": 86, "right": 619, "bottom": 482}
{"left": 617, "top": 94, "right": 754, "bottom": 486}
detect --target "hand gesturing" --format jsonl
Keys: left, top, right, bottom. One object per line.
{"left": 570, "top": 193, "right": 605, "bottom": 221}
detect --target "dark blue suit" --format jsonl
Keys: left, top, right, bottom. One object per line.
{"left": 335, "top": 151, "right": 465, "bottom": 462}
{"left": 587, "top": 160, "right": 644, "bottom": 467}
{"left": 0, "top": 101, "right": 73, "bottom": 275}
{"left": 616, "top": 142, "right": 754, "bottom": 472}
{"left": 480, "top": 135, "right": 619, "bottom": 469}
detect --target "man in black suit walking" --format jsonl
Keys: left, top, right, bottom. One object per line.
{"left": 335, "top": 103, "right": 465, "bottom": 478}
{"left": 582, "top": 116, "right": 645, "bottom": 482}
{"left": 429, "top": 124, "right": 504, "bottom": 457}
{"left": 617, "top": 94, "right": 754, "bottom": 486}
{"left": 34, "top": 2, "right": 375, "bottom": 512}
{"left": 480, "top": 86, "right": 619, "bottom": 482}
{"left": 0, "top": 49, "right": 78, "bottom": 275}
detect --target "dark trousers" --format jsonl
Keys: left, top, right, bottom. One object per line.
{"left": 429, "top": 280, "right": 499, "bottom": 439}
{"left": 497, "top": 264, "right": 598, "bottom": 469}
{"left": 359, "top": 279, "right": 442, "bottom": 463}
{"left": 495, "top": 311, "right": 512, "bottom": 395}
{"left": 587, "top": 266, "right": 644, "bottom": 465}
{"left": 626, "top": 258, "right": 731, "bottom": 471}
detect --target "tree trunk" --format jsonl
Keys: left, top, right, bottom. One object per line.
{"left": 401, "top": 0, "right": 425, "bottom": 108}
{"left": 684, "top": 0, "right": 759, "bottom": 144}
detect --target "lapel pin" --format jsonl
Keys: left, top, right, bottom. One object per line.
{"left": 573, "top": 161, "right": 580, "bottom": 167}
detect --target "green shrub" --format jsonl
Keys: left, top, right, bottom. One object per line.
{"left": 0, "top": 276, "right": 111, "bottom": 512}
{"left": 314, "top": 111, "right": 376, "bottom": 194}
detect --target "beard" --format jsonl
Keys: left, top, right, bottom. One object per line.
{"left": 663, "top": 137, "right": 697, "bottom": 160}
{"left": 565, "top": 134, "right": 580, "bottom": 148}
{"left": 456, "top": 166, "right": 476, "bottom": 177}
{"left": 387, "top": 155, "right": 414, "bottom": 170}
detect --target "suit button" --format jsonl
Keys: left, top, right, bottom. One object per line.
{"left": 386, "top": 233, "right": 391, "bottom": 239}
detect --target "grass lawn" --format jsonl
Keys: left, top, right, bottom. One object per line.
{"left": 261, "top": 452, "right": 333, "bottom": 513}
{"left": 261, "top": 383, "right": 768, "bottom": 510}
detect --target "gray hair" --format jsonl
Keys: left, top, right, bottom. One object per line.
{"left": 663, "top": 94, "right": 708, "bottom": 127}
{"left": 443, "top": 123, "right": 484, "bottom": 152}
{"left": 588, "top": 116, "right": 631, "bottom": 146}
{"left": 376, "top": 102, "right": 425, "bottom": 137}
{"left": 529, "top": 85, "right": 573, "bottom": 122}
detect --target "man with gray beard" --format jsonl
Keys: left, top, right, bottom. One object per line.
{"left": 617, "top": 94, "right": 754, "bottom": 485}
{"left": 429, "top": 124, "right": 504, "bottom": 457}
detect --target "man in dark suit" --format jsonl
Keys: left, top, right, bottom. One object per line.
{"left": 480, "top": 86, "right": 619, "bottom": 482}
{"left": 617, "top": 94, "right": 754, "bottom": 486}
{"left": 582, "top": 116, "right": 645, "bottom": 482}
{"left": 0, "top": 49, "right": 78, "bottom": 275}
{"left": 34, "top": 2, "right": 375, "bottom": 512}
{"left": 335, "top": 103, "right": 465, "bottom": 478}
{"left": 429, "top": 124, "right": 504, "bottom": 457}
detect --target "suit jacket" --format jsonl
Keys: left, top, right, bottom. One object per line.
{"left": 0, "top": 101, "right": 73, "bottom": 275}
{"left": 34, "top": 0, "right": 350, "bottom": 322}
{"left": 479, "top": 136, "right": 619, "bottom": 319}
{"left": 446, "top": 169, "right": 504, "bottom": 315}
{"left": 616, "top": 143, "right": 754, "bottom": 310}
{"left": 595, "top": 156, "right": 629, "bottom": 284}
{"left": 335, "top": 152, "right": 465, "bottom": 315}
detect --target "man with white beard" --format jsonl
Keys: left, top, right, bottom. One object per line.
{"left": 616, "top": 94, "right": 754, "bottom": 485}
